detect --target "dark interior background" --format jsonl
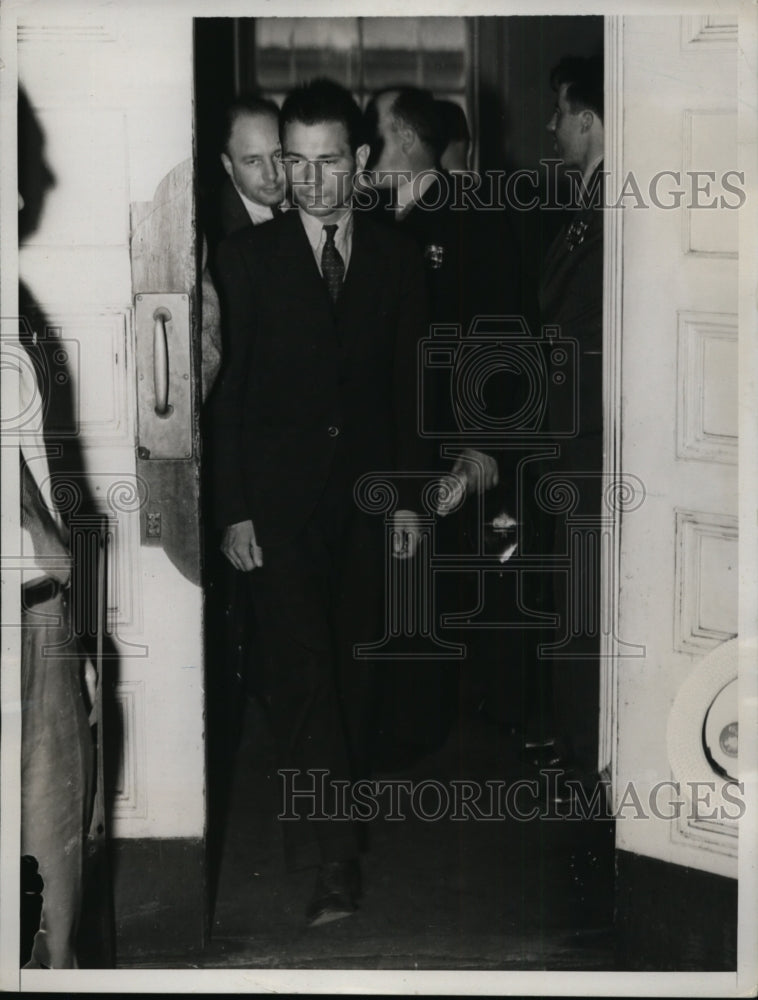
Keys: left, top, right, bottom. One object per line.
{"left": 194, "top": 15, "right": 603, "bottom": 334}
{"left": 193, "top": 13, "right": 604, "bottom": 919}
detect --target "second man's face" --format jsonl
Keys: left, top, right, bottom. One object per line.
{"left": 221, "top": 111, "right": 286, "bottom": 208}
{"left": 546, "top": 83, "right": 586, "bottom": 168}
{"left": 282, "top": 119, "right": 369, "bottom": 220}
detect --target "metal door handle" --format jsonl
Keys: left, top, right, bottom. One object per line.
{"left": 153, "top": 309, "right": 171, "bottom": 416}
{"left": 135, "top": 292, "right": 190, "bottom": 459}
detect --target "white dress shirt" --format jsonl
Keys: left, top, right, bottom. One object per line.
{"left": 234, "top": 183, "right": 286, "bottom": 226}
{"left": 298, "top": 208, "right": 354, "bottom": 277}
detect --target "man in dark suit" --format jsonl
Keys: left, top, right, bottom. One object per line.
{"left": 201, "top": 95, "right": 288, "bottom": 394}
{"left": 211, "top": 79, "right": 430, "bottom": 925}
{"left": 363, "top": 86, "right": 523, "bottom": 761}
{"left": 203, "top": 95, "right": 287, "bottom": 253}
{"left": 365, "top": 86, "right": 527, "bottom": 500}
{"left": 536, "top": 55, "right": 605, "bottom": 784}
{"left": 199, "top": 99, "right": 290, "bottom": 869}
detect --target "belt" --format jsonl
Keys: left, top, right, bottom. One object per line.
{"left": 22, "top": 576, "right": 67, "bottom": 609}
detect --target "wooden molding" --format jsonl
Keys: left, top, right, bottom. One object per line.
{"left": 599, "top": 14, "right": 624, "bottom": 782}
{"left": 110, "top": 679, "right": 148, "bottom": 820}
{"left": 681, "top": 15, "right": 737, "bottom": 51}
{"left": 676, "top": 311, "right": 738, "bottom": 465}
{"left": 682, "top": 109, "right": 739, "bottom": 259}
{"left": 674, "top": 508, "right": 739, "bottom": 654}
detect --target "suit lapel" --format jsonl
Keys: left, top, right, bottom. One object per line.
{"left": 267, "top": 212, "right": 389, "bottom": 349}
{"left": 220, "top": 178, "right": 253, "bottom": 238}
{"left": 335, "top": 215, "right": 387, "bottom": 336}
{"left": 271, "top": 210, "right": 335, "bottom": 318}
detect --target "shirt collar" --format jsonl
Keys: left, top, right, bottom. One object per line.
{"left": 234, "top": 182, "right": 279, "bottom": 225}
{"left": 582, "top": 155, "right": 604, "bottom": 190}
{"left": 298, "top": 207, "right": 353, "bottom": 251}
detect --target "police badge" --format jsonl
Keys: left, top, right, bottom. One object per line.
{"left": 424, "top": 243, "right": 445, "bottom": 269}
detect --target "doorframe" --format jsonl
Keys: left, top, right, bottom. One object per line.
{"left": 0, "top": 6, "right": 22, "bottom": 986}
{"left": 598, "top": 13, "right": 624, "bottom": 795}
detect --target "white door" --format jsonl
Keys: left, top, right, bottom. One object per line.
{"left": 608, "top": 13, "right": 741, "bottom": 879}
{"left": 7, "top": 1, "right": 205, "bottom": 960}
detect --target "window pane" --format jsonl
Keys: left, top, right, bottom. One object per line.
{"left": 418, "top": 17, "right": 467, "bottom": 50}
{"left": 291, "top": 17, "right": 359, "bottom": 50}
{"left": 361, "top": 17, "right": 421, "bottom": 50}
{"left": 254, "top": 15, "right": 468, "bottom": 101}
{"left": 256, "top": 18, "right": 296, "bottom": 48}
{"left": 362, "top": 49, "right": 419, "bottom": 89}
{"left": 420, "top": 50, "right": 465, "bottom": 90}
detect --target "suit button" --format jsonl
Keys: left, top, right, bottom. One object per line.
{"left": 327, "top": 425, "right": 339, "bottom": 437}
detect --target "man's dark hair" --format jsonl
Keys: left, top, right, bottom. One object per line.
{"left": 387, "top": 86, "right": 444, "bottom": 160}
{"left": 436, "top": 99, "right": 470, "bottom": 147}
{"left": 221, "top": 94, "right": 280, "bottom": 154}
{"left": 280, "top": 78, "right": 364, "bottom": 154}
{"left": 550, "top": 55, "right": 604, "bottom": 122}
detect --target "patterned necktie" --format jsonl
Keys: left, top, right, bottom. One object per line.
{"left": 321, "top": 224, "right": 344, "bottom": 303}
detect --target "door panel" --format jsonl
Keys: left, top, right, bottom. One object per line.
{"left": 614, "top": 14, "right": 738, "bottom": 878}
{"left": 17, "top": 5, "right": 204, "bottom": 908}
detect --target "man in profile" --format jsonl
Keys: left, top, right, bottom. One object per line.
{"left": 536, "top": 54, "right": 605, "bottom": 786}
{"left": 363, "top": 85, "right": 522, "bottom": 762}
{"left": 211, "top": 78, "right": 430, "bottom": 925}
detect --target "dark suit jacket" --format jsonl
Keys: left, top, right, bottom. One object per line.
{"left": 539, "top": 165, "right": 604, "bottom": 446}
{"left": 388, "top": 172, "right": 521, "bottom": 330}
{"left": 374, "top": 172, "right": 524, "bottom": 462}
{"left": 202, "top": 176, "right": 256, "bottom": 257}
{"left": 211, "top": 209, "right": 431, "bottom": 546}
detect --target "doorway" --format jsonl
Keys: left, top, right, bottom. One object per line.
{"left": 193, "top": 13, "right": 616, "bottom": 970}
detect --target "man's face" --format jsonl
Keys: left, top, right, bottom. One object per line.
{"left": 282, "top": 119, "right": 369, "bottom": 220}
{"left": 221, "top": 111, "right": 285, "bottom": 207}
{"left": 366, "top": 91, "right": 405, "bottom": 185}
{"left": 546, "top": 83, "right": 587, "bottom": 168}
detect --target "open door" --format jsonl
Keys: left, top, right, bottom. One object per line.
{"left": 13, "top": 5, "right": 205, "bottom": 961}
{"left": 604, "top": 13, "right": 742, "bottom": 969}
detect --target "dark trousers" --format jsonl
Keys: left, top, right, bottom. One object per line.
{"left": 250, "top": 471, "right": 382, "bottom": 872}
{"left": 542, "top": 435, "right": 603, "bottom": 773}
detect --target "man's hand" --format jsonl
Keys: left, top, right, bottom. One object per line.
{"left": 392, "top": 509, "right": 421, "bottom": 560}
{"left": 221, "top": 519, "right": 263, "bottom": 572}
{"left": 436, "top": 449, "right": 500, "bottom": 516}
{"left": 452, "top": 448, "right": 499, "bottom": 493}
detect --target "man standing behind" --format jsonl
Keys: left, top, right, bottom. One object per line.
{"left": 363, "top": 86, "right": 522, "bottom": 762}
{"left": 200, "top": 98, "right": 288, "bottom": 821}
{"left": 201, "top": 95, "right": 287, "bottom": 397}
{"left": 211, "top": 79, "right": 429, "bottom": 925}
{"left": 537, "top": 55, "right": 605, "bottom": 786}
{"left": 207, "top": 95, "right": 287, "bottom": 247}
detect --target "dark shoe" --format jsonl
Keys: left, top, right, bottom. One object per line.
{"left": 305, "top": 859, "right": 361, "bottom": 927}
